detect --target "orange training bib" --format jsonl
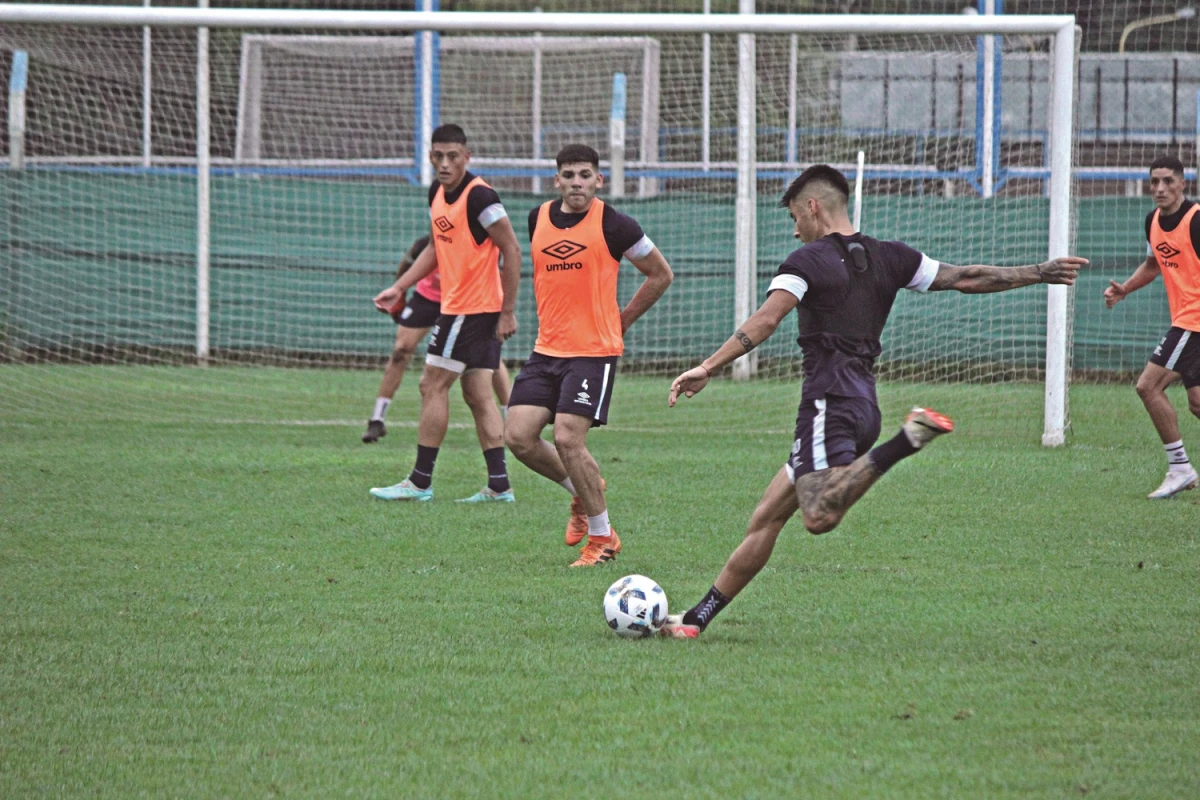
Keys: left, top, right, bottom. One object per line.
{"left": 430, "top": 176, "right": 502, "bottom": 315}
{"left": 530, "top": 199, "right": 624, "bottom": 358}
{"left": 1150, "top": 204, "right": 1200, "bottom": 332}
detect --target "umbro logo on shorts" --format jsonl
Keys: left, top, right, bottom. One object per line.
{"left": 541, "top": 240, "right": 588, "bottom": 260}
{"left": 433, "top": 216, "right": 454, "bottom": 233}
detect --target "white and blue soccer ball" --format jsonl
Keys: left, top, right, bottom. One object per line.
{"left": 603, "top": 574, "right": 668, "bottom": 639}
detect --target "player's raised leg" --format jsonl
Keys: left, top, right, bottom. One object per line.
{"left": 796, "top": 406, "right": 954, "bottom": 533}
{"left": 368, "top": 362, "right": 457, "bottom": 501}
{"left": 456, "top": 367, "right": 514, "bottom": 503}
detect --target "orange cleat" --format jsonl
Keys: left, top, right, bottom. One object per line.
{"left": 569, "top": 528, "right": 621, "bottom": 567}
{"left": 564, "top": 478, "right": 606, "bottom": 547}
{"left": 660, "top": 614, "right": 701, "bottom": 639}
{"left": 902, "top": 407, "right": 955, "bottom": 449}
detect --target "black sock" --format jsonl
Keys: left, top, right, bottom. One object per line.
{"left": 408, "top": 445, "right": 439, "bottom": 489}
{"left": 682, "top": 585, "right": 732, "bottom": 630}
{"left": 867, "top": 429, "right": 918, "bottom": 475}
{"left": 483, "top": 447, "right": 510, "bottom": 493}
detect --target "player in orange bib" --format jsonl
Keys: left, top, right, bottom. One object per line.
{"left": 1105, "top": 155, "right": 1200, "bottom": 499}
{"left": 504, "top": 144, "right": 674, "bottom": 567}
{"left": 361, "top": 234, "right": 511, "bottom": 445}
{"left": 369, "top": 124, "right": 522, "bottom": 503}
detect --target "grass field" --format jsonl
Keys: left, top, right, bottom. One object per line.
{"left": 2, "top": 370, "right": 1198, "bottom": 798}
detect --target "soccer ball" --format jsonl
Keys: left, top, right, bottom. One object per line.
{"left": 603, "top": 574, "right": 668, "bottom": 639}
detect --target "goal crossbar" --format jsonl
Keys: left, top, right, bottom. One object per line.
{"left": 0, "top": 6, "right": 1075, "bottom": 36}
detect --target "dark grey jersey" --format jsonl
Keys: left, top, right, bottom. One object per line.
{"left": 767, "top": 233, "right": 938, "bottom": 401}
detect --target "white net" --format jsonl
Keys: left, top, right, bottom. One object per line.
{"left": 0, "top": 17, "right": 1083, "bottom": 440}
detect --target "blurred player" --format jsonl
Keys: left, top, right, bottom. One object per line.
{"left": 662, "top": 164, "right": 1086, "bottom": 638}
{"left": 504, "top": 144, "right": 673, "bottom": 566}
{"left": 1104, "top": 155, "right": 1200, "bottom": 499}
{"left": 363, "top": 234, "right": 511, "bottom": 444}
{"left": 369, "top": 124, "right": 521, "bottom": 504}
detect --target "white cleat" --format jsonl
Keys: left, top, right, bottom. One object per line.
{"left": 1147, "top": 467, "right": 1199, "bottom": 500}
{"left": 902, "top": 407, "right": 956, "bottom": 449}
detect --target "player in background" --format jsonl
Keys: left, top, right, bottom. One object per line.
{"left": 1104, "top": 154, "right": 1200, "bottom": 499}
{"left": 363, "top": 234, "right": 511, "bottom": 444}
{"left": 369, "top": 124, "right": 521, "bottom": 503}
{"left": 662, "top": 164, "right": 1085, "bottom": 638}
{"left": 504, "top": 144, "right": 673, "bottom": 566}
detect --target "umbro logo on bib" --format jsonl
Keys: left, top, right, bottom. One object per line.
{"left": 1155, "top": 241, "right": 1182, "bottom": 267}
{"left": 433, "top": 216, "right": 454, "bottom": 233}
{"left": 541, "top": 240, "right": 587, "bottom": 260}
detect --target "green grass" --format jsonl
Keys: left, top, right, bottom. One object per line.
{"left": 2, "top": 372, "right": 1199, "bottom": 798}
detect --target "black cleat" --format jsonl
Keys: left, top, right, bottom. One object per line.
{"left": 362, "top": 419, "right": 387, "bottom": 444}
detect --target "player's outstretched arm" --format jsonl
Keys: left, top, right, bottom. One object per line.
{"left": 375, "top": 242, "right": 438, "bottom": 310}
{"left": 669, "top": 289, "right": 798, "bottom": 407}
{"left": 1104, "top": 255, "right": 1160, "bottom": 308}
{"left": 620, "top": 248, "right": 674, "bottom": 333}
{"left": 486, "top": 216, "right": 522, "bottom": 341}
{"left": 928, "top": 256, "right": 1087, "bottom": 294}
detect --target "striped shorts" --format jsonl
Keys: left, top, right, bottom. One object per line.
{"left": 425, "top": 312, "right": 501, "bottom": 373}
{"left": 786, "top": 395, "right": 882, "bottom": 482}
{"left": 1148, "top": 326, "right": 1200, "bottom": 388}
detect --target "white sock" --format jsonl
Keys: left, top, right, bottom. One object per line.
{"left": 558, "top": 477, "right": 577, "bottom": 496}
{"left": 587, "top": 510, "right": 610, "bottom": 539}
{"left": 1165, "top": 440, "right": 1191, "bottom": 470}
{"left": 371, "top": 397, "right": 391, "bottom": 422}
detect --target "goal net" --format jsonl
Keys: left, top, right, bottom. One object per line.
{"left": 0, "top": 11, "right": 1079, "bottom": 443}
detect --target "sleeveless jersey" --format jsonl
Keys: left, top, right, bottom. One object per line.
{"left": 530, "top": 199, "right": 624, "bottom": 357}
{"left": 1150, "top": 205, "right": 1200, "bottom": 332}
{"left": 430, "top": 176, "right": 502, "bottom": 315}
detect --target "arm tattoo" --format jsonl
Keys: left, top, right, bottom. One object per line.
{"left": 734, "top": 328, "right": 757, "bottom": 353}
{"left": 930, "top": 264, "right": 1040, "bottom": 294}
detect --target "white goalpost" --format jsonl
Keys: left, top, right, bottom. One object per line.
{"left": 0, "top": 6, "right": 1077, "bottom": 445}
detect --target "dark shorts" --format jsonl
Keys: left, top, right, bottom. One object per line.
{"left": 425, "top": 312, "right": 501, "bottom": 373}
{"left": 1148, "top": 326, "right": 1200, "bottom": 388}
{"left": 786, "top": 395, "right": 882, "bottom": 482}
{"left": 394, "top": 290, "right": 440, "bottom": 329}
{"left": 508, "top": 352, "right": 619, "bottom": 427}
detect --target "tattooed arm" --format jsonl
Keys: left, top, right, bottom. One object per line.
{"left": 928, "top": 256, "right": 1087, "bottom": 294}
{"left": 668, "top": 289, "right": 798, "bottom": 406}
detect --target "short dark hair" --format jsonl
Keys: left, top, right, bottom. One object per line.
{"left": 780, "top": 164, "right": 851, "bottom": 208}
{"left": 431, "top": 124, "right": 467, "bottom": 146}
{"left": 555, "top": 144, "right": 601, "bottom": 169}
{"left": 1149, "top": 155, "right": 1185, "bottom": 177}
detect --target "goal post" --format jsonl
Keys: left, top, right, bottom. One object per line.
{"left": 0, "top": 6, "right": 1078, "bottom": 444}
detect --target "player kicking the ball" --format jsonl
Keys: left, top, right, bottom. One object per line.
{"left": 504, "top": 144, "right": 673, "bottom": 566}
{"left": 662, "top": 164, "right": 1086, "bottom": 637}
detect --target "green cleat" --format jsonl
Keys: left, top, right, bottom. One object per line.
{"left": 455, "top": 487, "right": 516, "bottom": 504}
{"left": 369, "top": 479, "right": 433, "bottom": 502}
